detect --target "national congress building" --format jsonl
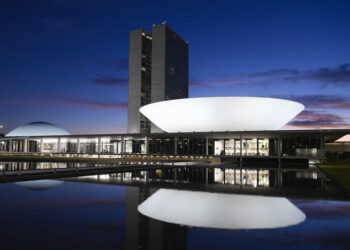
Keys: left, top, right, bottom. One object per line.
{"left": 1, "top": 23, "right": 349, "bottom": 167}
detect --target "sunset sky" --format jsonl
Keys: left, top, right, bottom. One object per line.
{"left": 1, "top": 0, "right": 350, "bottom": 134}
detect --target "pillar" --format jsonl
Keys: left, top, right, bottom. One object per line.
{"left": 277, "top": 136, "right": 281, "bottom": 169}
{"left": 257, "top": 139, "right": 259, "bottom": 156}
{"left": 121, "top": 137, "right": 125, "bottom": 154}
{"left": 174, "top": 168, "right": 177, "bottom": 184}
{"left": 234, "top": 169, "right": 236, "bottom": 184}
{"left": 223, "top": 169, "right": 226, "bottom": 184}
{"left": 57, "top": 138, "right": 61, "bottom": 153}
{"left": 9, "top": 139, "right": 13, "bottom": 153}
{"left": 234, "top": 139, "right": 236, "bottom": 155}
{"left": 240, "top": 134, "right": 242, "bottom": 156}
{"left": 24, "top": 139, "right": 28, "bottom": 153}
{"left": 205, "top": 136, "right": 209, "bottom": 156}
{"left": 77, "top": 138, "right": 80, "bottom": 154}
{"left": 205, "top": 168, "right": 208, "bottom": 186}
{"left": 146, "top": 136, "right": 149, "bottom": 155}
{"left": 174, "top": 137, "right": 178, "bottom": 155}
{"left": 320, "top": 134, "right": 325, "bottom": 158}
{"left": 40, "top": 138, "right": 43, "bottom": 153}
{"left": 240, "top": 134, "right": 243, "bottom": 169}
{"left": 98, "top": 137, "right": 102, "bottom": 154}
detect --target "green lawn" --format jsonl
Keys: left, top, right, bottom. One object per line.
{"left": 320, "top": 161, "right": 350, "bottom": 188}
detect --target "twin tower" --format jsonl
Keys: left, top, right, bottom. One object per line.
{"left": 127, "top": 23, "right": 189, "bottom": 134}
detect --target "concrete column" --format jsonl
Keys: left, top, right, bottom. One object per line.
{"left": 205, "top": 168, "right": 208, "bottom": 186}
{"left": 57, "top": 138, "right": 61, "bottom": 153}
{"left": 240, "top": 168, "right": 243, "bottom": 188}
{"left": 98, "top": 137, "right": 102, "bottom": 154}
{"left": 146, "top": 136, "right": 149, "bottom": 155}
{"left": 277, "top": 136, "right": 281, "bottom": 169}
{"left": 40, "top": 138, "right": 43, "bottom": 153}
{"left": 121, "top": 137, "right": 125, "bottom": 153}
{"left": 223, "top": 139, "right": 226, "bottom": 156}
{"left": 240, "top": 134, "right": 243, "bottom": 169}
{"left": 223, "top": 169, "right": 226, "bottom": 184}
{"left": 174, "top": 137, "right": 178, "bottom": 155}
{"left": 205, "top": 136, "right": 209, "bottom": 156}
{"left": 320, "top": 134, "right": 325, "bottom": 158}
{"left": 257, "top": 170, "right": 259, "bottom": 187}
{"left": 24, "top": 139, "right": 28, "bottom": 153}
{"left": 77, "top": 138, "right": 80, "bottom": 154}
{"left": 240, "top": 134, "right": 243, "bottom": 156}
{"left": 257, "top": 139, "right": 259, "bottom": 156}
{"left": 174, "top": 168, "right": 177, "bottom": 184}
{"left": 9, "top": 140, "right": 13, "bottom": 153}
{"left": 234, "top": 139, "right": 236, "bottom": 155}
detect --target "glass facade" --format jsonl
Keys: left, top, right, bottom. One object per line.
{"left": 0, "top": 134, "right": 325, "bottom": 158}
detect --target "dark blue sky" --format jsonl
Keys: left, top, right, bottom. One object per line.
{"left": 1, "top": 0, "right": 350, "bottom": 134}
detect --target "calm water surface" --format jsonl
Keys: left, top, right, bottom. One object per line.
{"left": 0, "top": 164, "right": 350, "bottom": 249}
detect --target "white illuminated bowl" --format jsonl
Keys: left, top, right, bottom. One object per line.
{"left": 139, "top": 97, "right": 304, "bottom": 132}
{"left": 138, "top": 189, "right": 306, "bottom": 230}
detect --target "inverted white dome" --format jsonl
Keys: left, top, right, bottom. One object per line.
{"left": 138, "top": 189, "right": 306, "bottom": 230}
{"left": 6, "top": 122, "right": 70, "bottom": 137}
{"left": 140, "top": 97, "right": 304, "bottom": 133}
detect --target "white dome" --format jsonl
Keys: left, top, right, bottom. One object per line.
{"left": 140, "top": 97, "right": 304, "bottom": 133}
{"left": 6, "top": 122, "right": 70, "bottom": 137}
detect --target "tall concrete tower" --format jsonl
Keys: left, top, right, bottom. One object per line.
{"left": 127, "top": 24, "right": 188, "bottom": 134}
{"left": 127, "top": 29, "right": 152, "bottom": 134}
{"left": 151, "top": 24, "right": 189, "bottom": 133}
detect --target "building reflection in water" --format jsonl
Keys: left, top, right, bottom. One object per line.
{"left": 125, "top": 186, "right": 187, "bottom": 250}
{"left": 138, "top": 189, "right": 306, "bottom": 230}
{"left": 70, "top": 166, "right": 323, "bottom": 191}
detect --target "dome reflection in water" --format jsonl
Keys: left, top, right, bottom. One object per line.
{"left": 138, "top": 189, "right": 306, "bottom": 230}
{"left": 15, "top": 180, "right": 64, "bottom": 190}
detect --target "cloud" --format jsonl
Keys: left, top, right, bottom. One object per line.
{"left": 60, "top": 98, "right": 128, "bottom": 110}
{"left": 1, "top": 95, "right": 127, "bottom": 110}
{"left": 247, "top": 63, "right": 350, "bottom": 85}
{"left": 295, "top": 110, "right": 344, "bottom": 123}
{"left": 199, "top": 63, "right": 350, "bottom": 88}
{"left": 277, "top": 94, "right": 350, "bottom": 110}
{"left": 283, "top": 63, "right": 350, "bottom": 85}
{"left": 190, "top": 79, "right": 241, "bottom": 87}
{"left": 93, "top": 76, "right": 128, "bottom": 88}
{"left": 288, "top": 110, "right": 350, "bottom": 129}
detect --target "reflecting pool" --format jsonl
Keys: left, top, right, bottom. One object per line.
{"left": 0, "top": 164, "right": 349, "bottom": 249}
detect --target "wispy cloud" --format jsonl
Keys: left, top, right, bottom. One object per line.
{"left": 288, "top": 110, "right": 350, "bottom": 129}
{"left": 247, "top": 63, "right": 350, "bottom": 85}
{"left": 279, "top": 94, "right": 350, "bottom": 110}
{"left": 193, "top": 63, "right": 350, "bottom": 88}
{"left": 190, "top": 79, "right": 241, "bottom": 87}
{"left": 1, "top": 95, "right": 127, "bottom": 110}
{"left": 93, "top": 76, "right": 128, "bottom": 87}
{"left": 62, "top": 98, "right": 127, "bottom": 110}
